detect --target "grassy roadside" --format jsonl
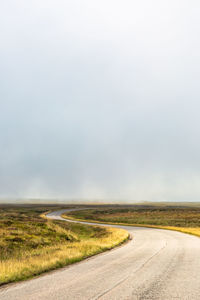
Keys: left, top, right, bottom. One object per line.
{"left": 0, "top": 206, "right": 129, "bottom": 286}
{"left": 63, "top": 206, "right": 200, "bottom": 238}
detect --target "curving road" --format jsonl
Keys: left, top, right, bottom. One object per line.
{"left": 1, "top": 209, "right": 200, "bottom": 300}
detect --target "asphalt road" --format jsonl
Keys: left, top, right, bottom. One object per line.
{"left": 1, "top": 209, "right": 200, "bottom": 300}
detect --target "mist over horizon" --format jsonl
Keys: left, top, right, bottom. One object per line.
{"left": 1, "top": 198, "right": 200, "bottom": 205}
{"left": 1, "top": 1, "right": 200, "bottom": 202}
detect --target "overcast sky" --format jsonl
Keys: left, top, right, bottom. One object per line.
{"left": 1, "top": 0, "right": 200, "bottom": 202}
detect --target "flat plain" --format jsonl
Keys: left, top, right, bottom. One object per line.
{"left": 64, "top": 203, "right": 200, "bottom": 237}
{"left": 0, "top": 204, "right": 128, "bottom": 285}
{"left": 1, "top": 206, "right": 200, "bottom": 300}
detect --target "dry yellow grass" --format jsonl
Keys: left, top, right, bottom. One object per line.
{"left": 154, "top": 226, "right": 200, "bottom": 238}
{"left": 0, "top": 225, "right": 128, "bottom": 285}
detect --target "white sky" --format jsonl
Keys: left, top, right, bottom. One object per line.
{"left": 1, "top": 1, "right": 200, "bottom": 201}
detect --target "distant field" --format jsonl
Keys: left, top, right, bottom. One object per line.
{"left": 0, "top": 205, "right": 128, "bottom": 285}
{"left": 64, "top": 205, "right": 200, "bottom": 237}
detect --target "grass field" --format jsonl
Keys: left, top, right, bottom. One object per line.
{"left": 64, "top": 205, "right": 200, "bottom": 238}
{"left": 0, "top": 205, "right": 128, "bottom": 285}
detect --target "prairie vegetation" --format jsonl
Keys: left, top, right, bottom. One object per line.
{"left": 64, "top": 205, "right": 200, "bottom": 238}
{"left": 0, "top": 205, "right": 128, "bottom": 285}
{"left": 65, "top": 206, "right": 200, "bottom": 227}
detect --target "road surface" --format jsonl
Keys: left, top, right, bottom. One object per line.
{"left": 1, "top": 209, "right": 200, "bottom": 300}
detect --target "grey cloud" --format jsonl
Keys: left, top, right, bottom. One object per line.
{"left": 1, "top": 0, "right": 200, "bottom": 201}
